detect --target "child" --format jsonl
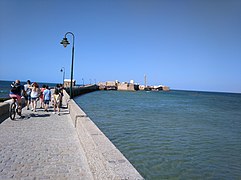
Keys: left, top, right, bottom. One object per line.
{"left": 39, "top": 84, "right": 46, "bottom": 108}
{"left": 53, "top": 88, "right": 61, "bottom": 115}
{"left": 43, "top": 85, "right": 51, "bottom": 112}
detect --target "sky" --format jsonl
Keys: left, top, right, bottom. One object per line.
{"left": 0, "top": 0, "right": 241, "bottom": 93}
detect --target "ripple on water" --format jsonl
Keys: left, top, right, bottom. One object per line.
{"left": 75, "top": 90, "right": 241, "bottom": 179}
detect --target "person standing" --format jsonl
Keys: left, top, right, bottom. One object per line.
{"left": 24, "top": 80, "right": 31, "bottom": 110}
{"left": 43, "top": 85, "right": 51, "bottom": 112}
{"left": 39, "top": 84, "right": 46, "bottom": 109}
{"left": 59, "top": 84, "right": 64, "bottom": 107}
{"left": 53, "top": 88, "right": 61, "bottom": 115}
{"left": 56, "top": 84, "right": 64, "bottom": 107}
{"left": 30, "top": 82, "right": 40, "bottom": 112}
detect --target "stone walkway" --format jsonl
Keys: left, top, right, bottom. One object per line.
{"left": 0, "top": 104, "right": 93, "bottom": 179}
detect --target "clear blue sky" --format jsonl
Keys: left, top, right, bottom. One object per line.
{"left": 1, "top": 0, "right": 241, "bottom": 93}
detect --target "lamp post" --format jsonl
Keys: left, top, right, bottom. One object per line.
{"left": 60, "top": 67, "right": 65, "bottom": 86}
{"left": 82, "top": 78, "right": 84, "bottom": 86}
{"left": 60, "top": 32, "right": 75, "bottom": 99}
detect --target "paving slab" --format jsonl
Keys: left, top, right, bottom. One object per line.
{"left": 0, "top": 104, "right": 93, "bottom": 180}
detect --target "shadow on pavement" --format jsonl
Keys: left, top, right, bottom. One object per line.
{"left": 29, "top": 113, "right": 51, "bottom": 118}
{"left": 12, "top": 113, "right": 51, "bottom": 121}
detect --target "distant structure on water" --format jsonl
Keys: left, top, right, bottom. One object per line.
{"left": 62, "top": 77, "right": 169, "bottom": 91}
{"left": 64, "top": 79, "right": 76, "bottom": 88}
{"left": 98, "top": 80, "right": 170, "bottom": 91}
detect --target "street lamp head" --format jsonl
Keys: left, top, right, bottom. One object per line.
{"left": 60, "top": 69, "right": 63, "bottom": 72}
{"left": 60, "top": 32, "right": 75, "bottom": 99}
{"left": 60, "top": 37, "right": 70, "bottom": 48}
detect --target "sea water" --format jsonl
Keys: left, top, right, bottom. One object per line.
{"left": 75, "top": 90, "right": 241, "bottom": 179}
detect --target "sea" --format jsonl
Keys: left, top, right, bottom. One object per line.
{"left": 75, "top": 90, "right": 241, "bottom": 179}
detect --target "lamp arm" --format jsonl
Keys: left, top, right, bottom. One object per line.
{"left": 64, "top": 32, "right": 75, "bottom": 47}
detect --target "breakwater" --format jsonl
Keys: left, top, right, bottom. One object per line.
{"left": 62, "top": 89, "right": 143, "bottom": 179}
{"left": 65, "top": 85, "right": 99, "bottom": 98}
{"left": 0, "top": 86, "right": 143, "bottom": 179}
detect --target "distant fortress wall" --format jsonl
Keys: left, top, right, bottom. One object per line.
{"left": 162, "top": 86, "right": 170, "bottom": 91}
{"left": 98, "top": 81, "right": 140, "bottom": 91}
{"left": 117, "top": 83, "right": 138, "bottom": 91}
{"left": 98, "top": 81, "right": 170, "bottom": 92}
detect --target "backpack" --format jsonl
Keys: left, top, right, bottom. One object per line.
{"left": 11, "top": 86, "right": 18, "bottom": 94}
{"left": 10, "top": 83, "right": 21, "bottom": 94}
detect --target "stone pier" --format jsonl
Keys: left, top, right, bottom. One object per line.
{"left": 0, "top": 89, "right": 143, "bottom": 179}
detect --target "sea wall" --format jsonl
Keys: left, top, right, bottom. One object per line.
{"left": 63, "top": 90, "right": 143, "bottom": 179}
{"left": 0, "top": 98, "right": 26, "bottom": 123}
{"left": 65, "top": 85, "right": 99, "bottom": 98}
{"left": 0, "top": 102, "right": 10, "bottom": 123}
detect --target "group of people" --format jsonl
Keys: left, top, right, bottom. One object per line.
{"left": 9, "top": 80, "right": 64, "bottom": 117}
